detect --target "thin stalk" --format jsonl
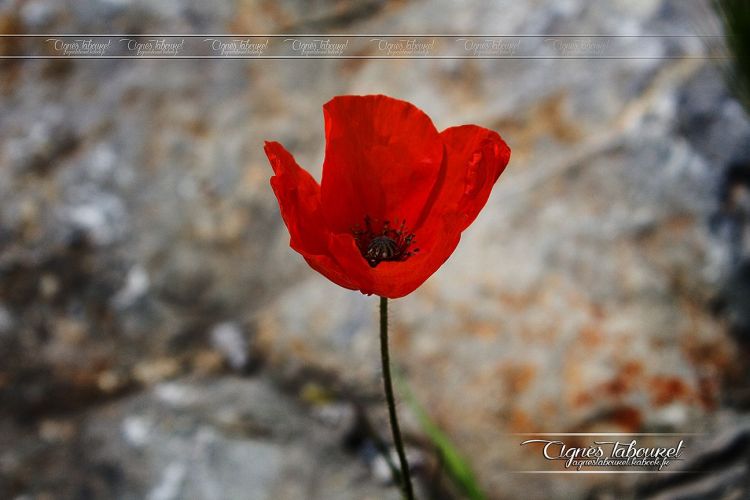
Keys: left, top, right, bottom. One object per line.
{"left": 379, "top": 296, "right": 415, "bottom": 499}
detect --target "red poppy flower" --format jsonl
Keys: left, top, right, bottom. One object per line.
{"left": 264, "top": 94, "right": 510, "bottom": 298}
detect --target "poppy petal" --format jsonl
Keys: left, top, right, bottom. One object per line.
{"left": 436, "top": 125, "right": 511, "bottom": 231}
{"left": 320, "top": 95, "right": 445, "bottom": 233}
{"left": 302, "top": 252, "right": 360, "bottom": 292}
{"left": 264, "top": 141, "right": 359, "bottom": 290}
{"left": 265, "top": 141, "right": 326, "bottom": 255}
{"left": 326, "top": 215, "right": 462, "bottom": 299}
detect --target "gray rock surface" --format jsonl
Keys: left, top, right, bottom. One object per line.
{"left": 1, "top": 0, "right": 749, "bottom": 499}
{"left": 0, "top": 376, "right": 401, "bottom": 499}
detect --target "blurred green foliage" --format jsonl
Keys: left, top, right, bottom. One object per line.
{"left": 714, "top": 0, "right": 750, "bottom": 113}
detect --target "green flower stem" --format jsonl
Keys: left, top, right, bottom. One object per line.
{"left": 379, "top": 296, "right": 415, "bottom": 500}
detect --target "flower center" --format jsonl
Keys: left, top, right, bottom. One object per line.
{"left": 352, "top": 216, "right": 419, "bottom": 268}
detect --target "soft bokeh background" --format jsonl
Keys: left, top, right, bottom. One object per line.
{"left": 1, "top": 0, "right": 749, "bottom": 499}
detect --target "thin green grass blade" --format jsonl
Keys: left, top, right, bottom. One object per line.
{"left": 394, "top": 372, "right": 487, "bottom": 500}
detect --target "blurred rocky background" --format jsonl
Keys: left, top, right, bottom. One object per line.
{"left": 1, "top": 0, "right": 750, "bottom": 499}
